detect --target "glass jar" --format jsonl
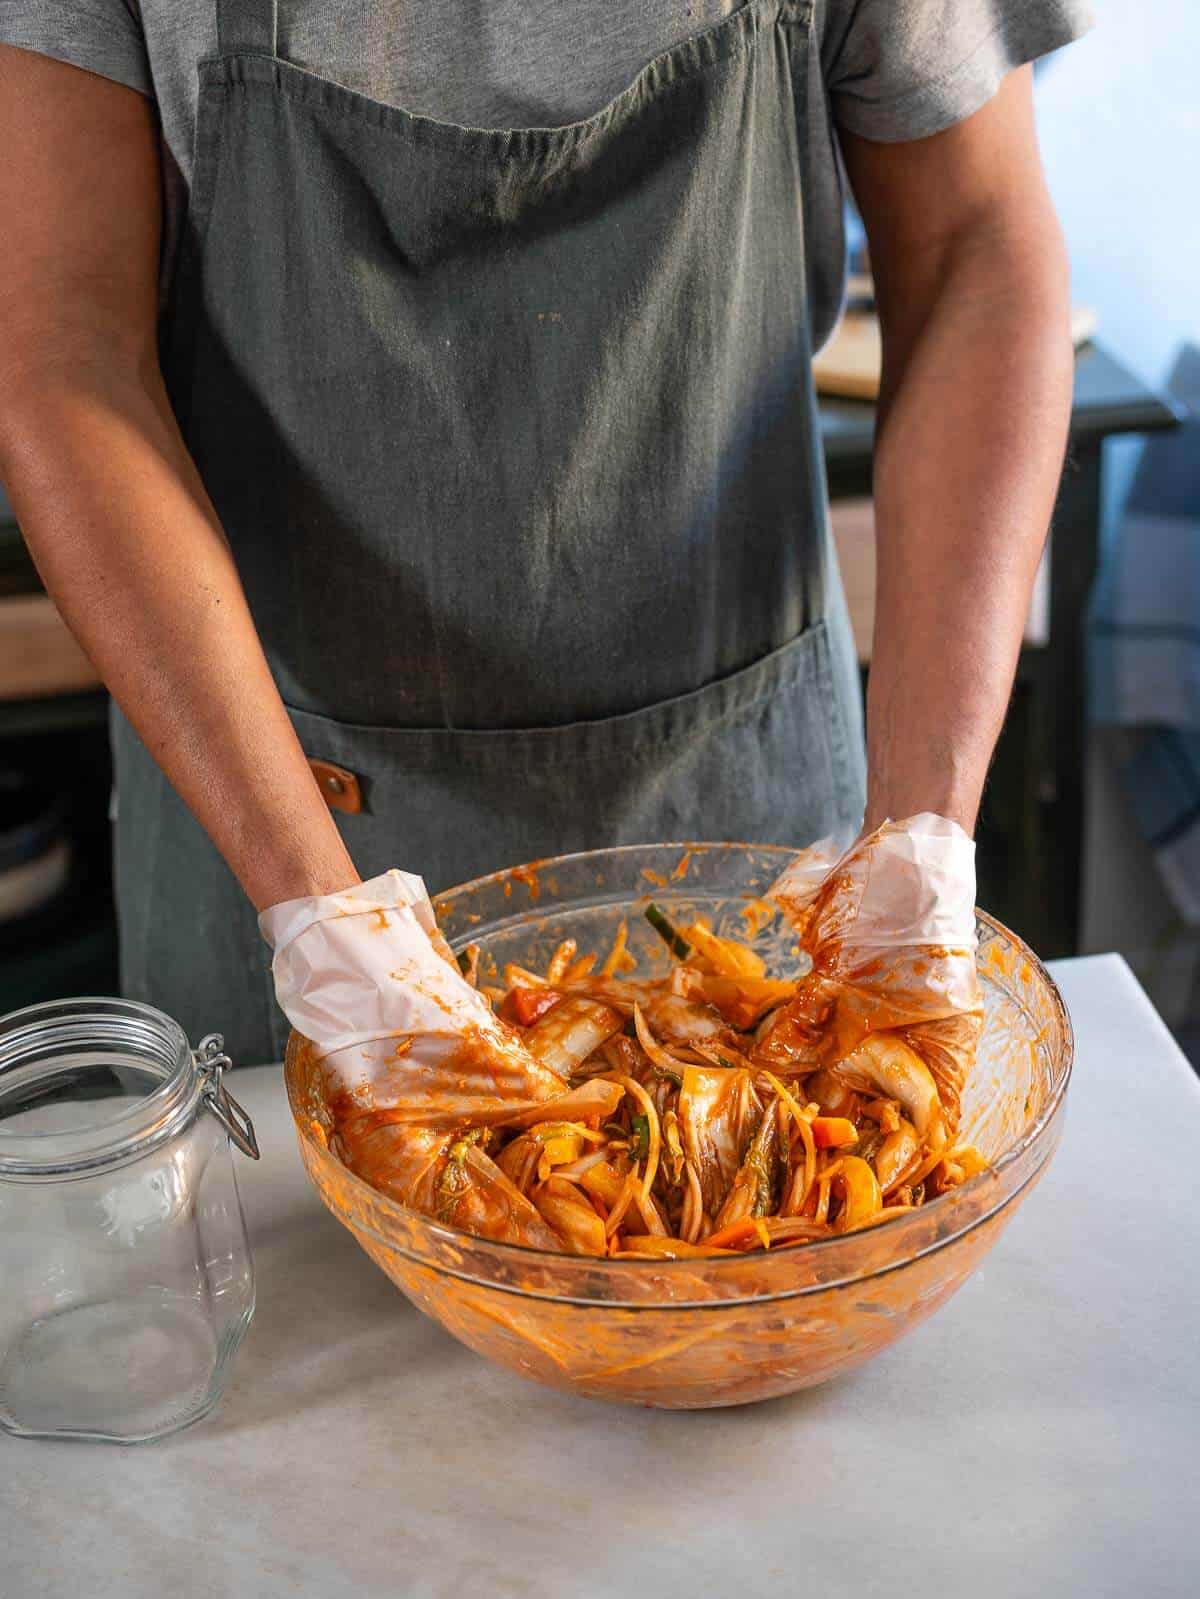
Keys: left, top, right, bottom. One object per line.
{"left": 0, "top": 998, "right": 258, "bottom": 1443}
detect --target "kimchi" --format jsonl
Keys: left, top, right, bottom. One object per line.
{"left": 320, "top": 898, "right": 987, "bottom": 1259}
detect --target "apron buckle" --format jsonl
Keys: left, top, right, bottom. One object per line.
{"left": 309, "top": 758, "right": 363, "bottom": 815}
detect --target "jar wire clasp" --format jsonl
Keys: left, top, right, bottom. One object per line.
{"left": 195, "top": 1034, "right": 260, "bottom": 1160}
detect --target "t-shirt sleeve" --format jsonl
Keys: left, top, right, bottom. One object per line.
{"left": 823, "top": 0, "right": 1094, "bottom": 142}
{"left": 0, "top": 0, "right": 151, "bottom": 98}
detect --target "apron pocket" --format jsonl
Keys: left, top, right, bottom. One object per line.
{"left": 285, "top": 618, "right": 864, "bottom": 893}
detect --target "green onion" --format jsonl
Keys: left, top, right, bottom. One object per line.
{"left": 629, "top": 1113, "right": 651, "bottom": 1161}
{"left": 447, "top": 1125, "right": 487, "bottom": 1162}
{"left": 455, "top": 949, "right": 472, "bottom": 975}
{"left": 645, "top": 903, "right": 691, "bottom": 960}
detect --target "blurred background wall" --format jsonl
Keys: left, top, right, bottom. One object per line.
{"left": 1038, "top": 0, "right": 1199, "bottom": 507}
{"left": 1037, "top": 0, "right": 1200, "bottom": 1043}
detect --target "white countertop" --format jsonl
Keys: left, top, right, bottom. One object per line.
{"left": 4, "top": 954, "right": 1199, "bottom": 1599}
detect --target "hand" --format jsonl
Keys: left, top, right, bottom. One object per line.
{"left": 260, "top": 869, "right": 553, "bottom": 1105}
{"left": 762, "top": 815, "right": 983, "bottom": 1145}
{"left": 260, "top": 870, "right": 621, "bottom": 1242}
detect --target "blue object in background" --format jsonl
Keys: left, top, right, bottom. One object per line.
{"left": 1090, "top": 347, "right": 1200, "bottom": 921}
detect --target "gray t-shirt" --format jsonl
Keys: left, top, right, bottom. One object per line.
{"left": 0, "top": 0, "right": 1090, "bottom": 345}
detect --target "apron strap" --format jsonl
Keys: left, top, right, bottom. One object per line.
{"left": 216, "top": 0, "right": 278, "bottom": 56}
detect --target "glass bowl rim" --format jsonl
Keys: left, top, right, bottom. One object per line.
{"left": 288, "top": 844, "right": 1073, "bottom": 1292}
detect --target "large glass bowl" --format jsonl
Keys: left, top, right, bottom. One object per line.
{"left": 284, "top": 843, "right": 1072, "bottom": 1409}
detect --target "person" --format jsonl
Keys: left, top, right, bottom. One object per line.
{"left": 0, "top": 2, "right": 1090, "bottom": 1067}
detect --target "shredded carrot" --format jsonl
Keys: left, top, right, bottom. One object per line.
{"left": 601, "top": 920, "right": 635, "bottom": 977}
{"left": 702, "top": 1216, "right": 764, "bottom": 1250}
{"left": 670, "top": 850, "right": 695, "bottom": 881}
{"left": 502, "top": 962, "right": 548, "bottom": 989}
{"left": 511, "top": 865, "right": 541, "bottom": 900}
{"left": 545, "top": 939, "right": 577, "bottom": 983}
{"left": 563, "top": 953, "right": 598, "bottom": 982}
{"left": 811, "top": 1116, "right": 859, "bottom": 1150}
{"left": 681, "top": 972, "right": 797, "bottom": 1029}
{"left": 683, "top": 922, "right": 766, "bottom": 979}
{"left": 614, "top": 1235, "right": 738, "bottom": 1259}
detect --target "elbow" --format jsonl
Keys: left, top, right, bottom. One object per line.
{"left": 954, "top": 195, "right": 1071, "bottom": 334}
{"left": 998, "top": 208, "right": 1071, "bottom": 342}
{"left": 878, "top": 202, "right": 1073, "bottom": 404}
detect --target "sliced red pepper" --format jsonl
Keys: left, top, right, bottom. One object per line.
{"left": 502, "top": 986, "right": 564, "bottom": 1027}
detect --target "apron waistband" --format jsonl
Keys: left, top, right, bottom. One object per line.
{"left": 217, "top": 0, "right": 277, "bottom": 57}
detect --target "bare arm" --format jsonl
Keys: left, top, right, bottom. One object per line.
{"left": 840, "top": 67, "right": 1073, "bottom": 834}
{"left": 0, "top": 46, "right": 357, "bottom": 909}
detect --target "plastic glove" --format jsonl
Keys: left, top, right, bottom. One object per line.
{"left": 260, "top": 870, "right": 561, "bottom": 1116}
{"left": 760, "top": 814, "right": 983, "bottom": 1141}
{"left": 260, "top": 871, "right": 621, "bottom": 1243}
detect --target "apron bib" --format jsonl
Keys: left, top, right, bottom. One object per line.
{"left": 114, "top": 0, "right": 866, "bottom": 1063}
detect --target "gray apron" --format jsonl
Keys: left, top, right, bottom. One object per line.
{"left": 113, "top": 0, "right": 866, "bottom": 1064}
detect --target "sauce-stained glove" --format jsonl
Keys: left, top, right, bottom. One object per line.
{"left": 260, "top": 870, "right": 621, "bottom": 1243}
{"left": 761, "top": 814, "right": 983, "bottom": 1153}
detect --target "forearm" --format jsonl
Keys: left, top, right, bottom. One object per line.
{"left": 0, "top": 352, "right": 358, "bottom": 909}
{"left": 864, "top": 220, "right": 1072, "bottom": 832}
